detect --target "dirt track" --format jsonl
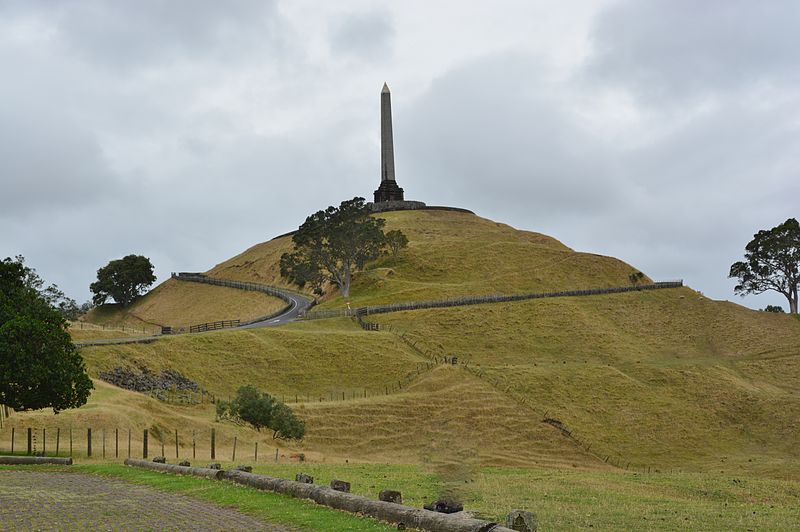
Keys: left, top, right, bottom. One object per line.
{"left": 0, "top": 470, "right": 289, "bottom": 531}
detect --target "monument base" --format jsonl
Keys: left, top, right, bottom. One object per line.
{"left": 373, "top": 180, "right": 404, "bottom": 202}
{"left": 368, "top": 200, "right": 427, "bottom": 213}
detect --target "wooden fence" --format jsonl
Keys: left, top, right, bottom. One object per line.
{"left": 0, "top": 424, "right": 293, "bottom": 464}
{"left": 189, "top": 319, "right": 240, "bottom": 333}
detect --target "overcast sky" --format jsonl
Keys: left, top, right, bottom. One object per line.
{"left": 1, "top": 0, "right": 798, "bottom": 310}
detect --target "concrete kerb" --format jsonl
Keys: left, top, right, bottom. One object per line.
{"left": 0, "top": 456, "right": 73, "bottom": 465}
{"left": 122, "top": 460, "right": 513, "bottom": 532}
{"left": 123, "top": 458, "right": 224, "bottom": 480}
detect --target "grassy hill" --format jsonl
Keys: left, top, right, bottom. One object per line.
{"left": 207, "top": 209, "right": 648, "bottom": 307}
{"left": 82, "top": 277, "right": 286, "bottom": 332}
{"left": 12, "top": 208, "right": 800, "bottom": 491}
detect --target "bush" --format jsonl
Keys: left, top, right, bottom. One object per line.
{"left": 217, "top": 385, "right": 305, "bottom": 440}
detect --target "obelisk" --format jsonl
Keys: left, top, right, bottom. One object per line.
{"left": 381, "top": 82, "right": 395, "bottom": 182}
{"left": 374, "top": 83, "right": 404, "bottom": 202}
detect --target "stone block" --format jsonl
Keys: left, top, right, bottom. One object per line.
{"left": 235, "top": 465, "right": 253, "bottom": 473}
{"left": 207, "top": 463, "right": 221, "bottom": 470}
{"left": 506, "top": 510, "right": 538, "bottom": 531}
{"left": 295, "top": 473, "right": 314, "bottom": 484}
{"left": 178, "top": 460, "right": 191, "bottom": 467}
{"left": 330, "top": 479, "right": 350, "bottom": 492}
{"left": 152, "top": 456, "right": 166, "bottom": 463}
{"left": 379, "top": 489, "right": 403, "bottom": 504}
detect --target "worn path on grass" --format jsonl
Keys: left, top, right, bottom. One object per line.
{"left": 0, "top": 470, "right": 290, "bottom": 531}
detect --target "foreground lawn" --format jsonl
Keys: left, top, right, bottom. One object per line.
{"left": 251, "top": 463, "right": 800, "bottom": 530}
{"left": 69, "top": 464, "right": 395, "bottom": 531}
{"left": 3, "top": 461, "right": 800, "bottom": 529}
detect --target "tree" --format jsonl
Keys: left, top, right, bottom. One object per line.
{"left": 0, "top": 256, "right": 93, "bottom": 413}
{"left": 280, "top": 197, "right": 387, "bottom": 298}
{"left": 216, "top": 385, "right": 305, "bottom": 440}
{"left": 385, "top": 229, "right": 409, "bottom": 258}
{"left": 763, "top": 305, "right": 785, "bottom": 313}
{"left": 90, "top": 254, "right": 156, "bottom": 306}
{"left": 729, "top": 218, "right": 800, "bottom": 314}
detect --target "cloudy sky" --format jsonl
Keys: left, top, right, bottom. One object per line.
{"left": 1, "top": 0, "right": 798, "bottom": 310}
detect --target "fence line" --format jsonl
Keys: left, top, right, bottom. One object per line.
{"left": 303, "top": 281, "right": 684, "bottom": 323}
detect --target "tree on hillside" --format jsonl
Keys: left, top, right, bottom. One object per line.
{"left": 280, "top": 197, "right": 392, "bottom": 298}
{"left": 385, "top": 229, "right": 409, "bottom": 258}
{"left": 729, "top": 218, "right": 800, "bottom": 314}
{"left": 216, "top": 385, "right": 305, "bottom": 440}
{"left": 90, "top": 254, "right": 156, "bottom": 307}
{"left": 0, "top": 256, "right": 93, "bottom": 413}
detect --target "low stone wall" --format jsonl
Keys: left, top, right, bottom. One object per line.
{"left": 0, "top": 456, "right": 73, "bottom": 465}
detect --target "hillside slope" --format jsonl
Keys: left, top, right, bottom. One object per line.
{"left": 83, "top": 277, "right": 286, "bottom": 331}
{"left": 31, "top": 208, "right": 800, "bottom": 478}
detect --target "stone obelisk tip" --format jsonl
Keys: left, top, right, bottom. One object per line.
{"left": 382, "top": 82, "right": 390, "bottom": 93}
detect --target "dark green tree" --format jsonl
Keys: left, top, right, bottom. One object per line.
{"left": 218, "top": 385, "right": 305, "bottom": 440}
{"left": 280, "top": 197, "right": 387, "bottom": 298}
{"left": 0, "top": 256, "right": 93, "bottom": 413}
{"left": 763, "top": 305, "right": 785, "bottom": 313}
{"left": 90, "top": 254, "right": 156, "bottom": 306}
{"left": 385, "top": 229, "right": 409, "bottom": 258}
{"left": 729, "top": 218, "right": 800, "bottom": 314}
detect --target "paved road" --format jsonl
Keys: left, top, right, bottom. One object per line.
{"left": 0, "top": 470, "right": 290, "bottom": 531}
{"left": 240, "top": 289, "right": 312, "bottom": 329}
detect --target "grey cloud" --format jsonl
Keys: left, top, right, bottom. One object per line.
{"left": 329, "top": 9, "right": 394, "bottom": 62}
{"left": 586, "top": 0, "right": 800, "bottom": 102}
{"left": 0, "top": 104, "right": 116, "bottom": 218}
{"left": 1, "top": 0, "right": 288, "bottom": 70}
{"left": 401, "top": 53, "right": 620, "bottom": 220}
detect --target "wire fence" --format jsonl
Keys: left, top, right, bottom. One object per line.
{"left": 303, "top": 281, "right": 684, "bottom": 322}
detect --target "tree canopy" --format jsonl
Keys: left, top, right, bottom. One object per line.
{"left": 280, "top": 197, "right": 391, "bottom": 298}
{"left": 90, "top": 254, "right": 156, "bottom": 307}
{"left": 385, "top": 229, "right": 409, "bottom": 258}
{"left": 0, "top": 256, "right": 93, "bottom": 413}
{"left": 729, "top": 218, "right": 800, "bottom": 314}
{"left": 216, "top": 385, "right": 305, "bottom": 440}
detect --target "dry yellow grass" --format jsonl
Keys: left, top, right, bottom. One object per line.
{"left": 371, "top": 290, "right": 800, "bottom": 475}
{"left": 78, "top": 319, "right": 426, "bottom": 399}
{"left": 83, "top": 278, "right": 286, "bottom": 330}
{"left": 202, "top": 209, "right": 645, "bottom": 308}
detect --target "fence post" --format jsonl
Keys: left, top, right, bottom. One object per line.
{"left": 115, "top": 428, "right": 119, "bottom": 458}
{"left": 192, "top": 430, "right": 196, "bottom": 459}
{"left": 175, "top": 429, "right": 179, "bottom": 459}
{"left": 254, "top": 442, "right": 258, "bottom": 462}
{"left": 232, "top": 437, "right": 237, "bottom": 461}
{"left": 69, "top": 427, "right": 73, "bottom": 457}
{"left": 211, "top": 429, "right": 215, "bottom": 460}
{"left": 128, "top": 429, "right": 131, "bottom": 458}
{"left": 143, "top": 429, "right": 148, "bottom": 459}
{"left": 56, "top": 428, "right": 60, "bottom": 456}
{"left": 11, "top": 427, "right": 14, "bottom": 454}
{"left": 27, "top": 428, "right": 32, "bottom": 455}
{"left": 87, "top": 428, "right": 92, "bottom": 457}
{"left": 102, "top": 428, "right": 106, "bottom": 459}
{"left": 42, "top": 428, "right": 46, "bottom": 455}
{"left": 275, "top": 448, "right": 278, "bottom": 462}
